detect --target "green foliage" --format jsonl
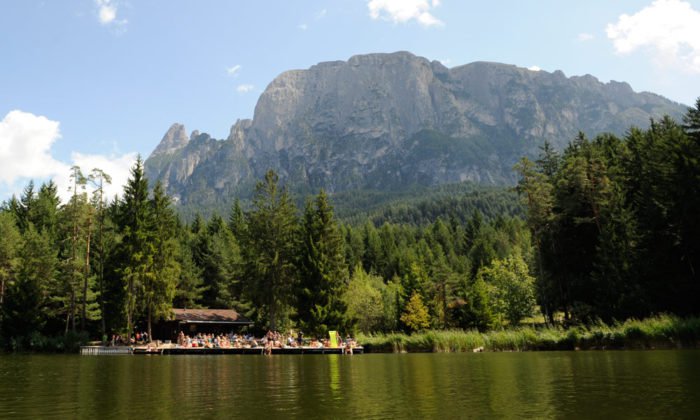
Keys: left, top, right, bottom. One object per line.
{"left": 173, "top": 233, "right": 205, "bottom": 309}
{"left": 358, "top": 315, "right": 700, "bottom": 352}
{"left": 335, "top": 182, "right": 523, "bottom": 226}
{"left": 1, "top": 226, "right": 55, "bottom": 346}
{"left": 516, "top": 99, "right": 700, "bottom": 322}
{"left": 0, "top": 212, "right": 21, "bottom": 316}
{"left": 476, "top": 255, "right": 536, "bottom": 326}
{"left": 114, "top": 156, "right": 156, "bottom": 338}
{"left": 146, "top": 182, "right": 180, "bottom": 337}
{"left": 343, "top": 265, "right": 386, "bottom": 334}
{"left": 192, "top": 215, "right": 240, "bottom": 309}
{"left": 296, "top": 190, "right": 348, "bottom": 335}
{"left": 3, "top": 99, "right": 699, "bottom": 349}
{"left": 400, "top": 292, "right": 431, "bottom": 332}
{"left": 459, "top": 276, "right": 496, "bottom": 332}
{"left": 241, "top": 170, "right": 299, "bottom": 330}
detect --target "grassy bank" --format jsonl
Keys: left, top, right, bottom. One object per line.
{"left": 358, "top": 315, "right": 700, "bottom": 353}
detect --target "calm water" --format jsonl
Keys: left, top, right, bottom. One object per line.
{"left": 1, "top": 351, "right": 699, "bottom": 419}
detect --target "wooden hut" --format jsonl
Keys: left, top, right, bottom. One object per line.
{"left": 154, "top": 308, "right": 254, "bottom": 341}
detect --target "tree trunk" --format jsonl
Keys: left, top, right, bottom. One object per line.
{"left": 127, "top": 276, "right": 134, "bottom": 343}
{"left": 270, "top": 300, "right": 277, "bottom": 331}
{"left": 98, "top": 213, "right": 106, "bottom": 342}
{"left": 70, "top": 289, "right": 76, "bottom": 332}
{"left": 441, "top": 281, "right": 447, "bottom": 329}
{"left": 147, "top": 305, "right": 152, "bottom": 343}
{"left": 64, "top": 311, "right": 71, "bottom": 336}
{"left": 82, "top": 214, "right": 91, "bottom": 331}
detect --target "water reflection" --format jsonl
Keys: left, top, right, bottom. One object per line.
{"left": 1, "top": 351, "right": 699, "bottom": 419}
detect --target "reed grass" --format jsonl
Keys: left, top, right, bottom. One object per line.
{"left": 357, "top": 315, "right": 700, "bottom": 353}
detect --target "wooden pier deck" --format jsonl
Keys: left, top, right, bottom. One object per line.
{"left": 132, "top": 346, "right": 363, "bottom": 355}
{"left": 80, "top": 346, "right": 133, "bottom": 355}
{"left": 81, "top": 345, "right": 363, "bottom": 355}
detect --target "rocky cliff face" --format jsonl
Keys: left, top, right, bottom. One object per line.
{"left": 145, "top": 51, "right": 687, "bottom": 206}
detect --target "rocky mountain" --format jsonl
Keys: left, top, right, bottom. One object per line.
{"left": 144, "top": 51, "right": 687, "bottom": 208}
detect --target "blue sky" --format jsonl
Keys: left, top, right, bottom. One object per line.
{"left": 1, "top": 0, "right": 700, "bottom": 200}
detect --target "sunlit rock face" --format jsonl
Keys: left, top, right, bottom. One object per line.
{"left": 145, "top": 51, "right": 686, "bottom": 205}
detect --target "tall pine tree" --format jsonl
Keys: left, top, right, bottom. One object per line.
{"left": 116, "top": 156, "right": 153, "bottom": 338}
{"left": 296, "top": 190, "right": 348, "bottom": 335}
{"left": 242, "top": 170, "right": 298, "bottom": 331}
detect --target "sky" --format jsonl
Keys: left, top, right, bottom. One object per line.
{"left": 1, "top": 0, "right": 700, "bottom": 201}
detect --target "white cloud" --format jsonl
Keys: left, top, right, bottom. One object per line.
{"left": 439, "top": 58, "right": 451, "bottom": 66}
{"left": 0, "top": 110, "right": 65, "bottom": 186}
{"left": 606, "top": 0, "right": 700, "bottom": 73}
{"left": 236, "top": 84, "right": 255, "bottom": 93}
{"left": 227, "top": 64, "right": 242, "bottom": 76}
{"left": 298, "top": 23, "right": 308, "bottom": 31}
{"left": 95, "top": 0, "right": 127, "bottom": 27}
{"left": 577, "top": 33, "right": 594, "bottom": 42}
{"left": 367, "top": 0, "right": 443, "bottom": 27}
{"left": 528, "top": 65, "right": 542, "bottom": 72}
{"left": 316, "top": 9, "right": 327, "bottom": 20}
{"left": 0, "top": 110, "right": 136, "bottom": 203}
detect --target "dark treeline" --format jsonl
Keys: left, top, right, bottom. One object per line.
{"left": 1, "top": 99, "right": 698, "bottom": 351}
{"left": 339, "top": 186, "right": 523, "bottom": 226}
{"left": 516, "top": 98, "right": 700, "bottom": 323}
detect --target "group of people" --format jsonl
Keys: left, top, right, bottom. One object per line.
{"left": 175, "top": 330, "right": 357, "bottom": 353}
{"left": 110, "top": 331, "right": 150, "bottom": 346}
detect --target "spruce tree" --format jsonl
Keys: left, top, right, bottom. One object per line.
{"left": 1, "top": 226, "right": 56, "bottom": 347}
{"left": 0, "top": 213, "right": 20, "bottom": 324}
{"left": 242, "top": 170, "right": 298, "bottom": 330}
{"left": 296, "top": 190, "right": 348, "bottom": 335}
{"left": 116, "top": 156, "right": 153, "bottom": 339}
{"left": 146, "top": 182, "right": 179, "bottom": 340}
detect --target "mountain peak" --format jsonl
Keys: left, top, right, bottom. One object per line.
{"left": 145, "top": 52, "right": 687, "bottom": 211}
{"left": 152, "top": 123, "right": 189, "bottom": 157}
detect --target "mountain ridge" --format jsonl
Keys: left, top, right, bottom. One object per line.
{"left": 144, "top": 51, "right": 687, "bottom": 209}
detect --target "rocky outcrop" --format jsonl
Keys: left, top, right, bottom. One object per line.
{"left": 145, "top": 51, "right": 687, "bottom": 206}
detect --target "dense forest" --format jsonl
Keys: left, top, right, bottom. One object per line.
{"left": 0, "top": 100, "right": 698, "bottom": 351}
{"left": 516, "top": 98, "right": 700, "bottom": 324}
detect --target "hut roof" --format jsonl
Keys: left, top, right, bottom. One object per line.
{"left": 171, "top": 308, "right": 253, "bottom": 325}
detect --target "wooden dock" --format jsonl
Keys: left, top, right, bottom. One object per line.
{"left": 80, "top": 346, "right": 133, "bottom": 355}
{"left": 131, "top": 346, "right": 363, "bottom": 355}
{"left": 81, "top": 344, "right": 363, "bottom": 355}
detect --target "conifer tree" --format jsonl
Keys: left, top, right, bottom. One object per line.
{"left": 174, "top": 233, "right": 205, "bottom": 309}
{"left": 145, "top": 182, "right": 179, "bottom": 340}
{"left": 296, "top": 190, "right": 348, "bottom": 335}
{"left": 1, "top": 226, "right": 55, "bottom": 346}
{"left": 194, "top": 214, "right": 243, "bottom": 309}
{"left": 0, "top": 213, "right": 20, "bottom": 321}
{"left": 242, "top": 170, "right": 298, "bottom": 330}
{"left": 116, "top": 156, "right": 153, "bottom": 339}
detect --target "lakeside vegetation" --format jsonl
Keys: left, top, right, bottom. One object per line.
{"left": 0, "top": 99, "right": 698, "bottom": 352}
{"left": 358, "top": 315, "right": 700, "bottom": 353}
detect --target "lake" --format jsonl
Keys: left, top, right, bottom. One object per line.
{"left": 1, "top": 350, "right": 699, "bottom": 418}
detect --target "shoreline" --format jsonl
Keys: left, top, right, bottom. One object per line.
{"left": 3, "top": 315, "right": 698, "bottom": 355}
{"left": 358, "top": 315, "right": 700, "bottom": 353}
